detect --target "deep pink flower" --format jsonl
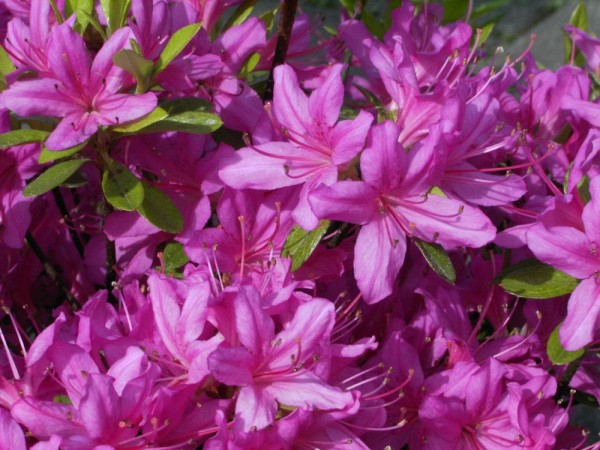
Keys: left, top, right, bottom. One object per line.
{"left": 1, "top": 23, "right": 157, "bottom": 150}
{"left": 208, "top": 286, "right": 354, "bottom": 431}
{"left": 310, "top": 121, "right": 495, "bottom": 303}
{"left": 219, "top": 63, "right": 373, "bottom": 230}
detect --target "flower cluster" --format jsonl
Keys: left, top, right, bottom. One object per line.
{"left": 0, "top": 0, "right": 599, "bottom": 448}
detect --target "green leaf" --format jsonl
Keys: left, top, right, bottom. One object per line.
{"left": 136, "top": 98, "right": 222, "bottom": 135}
{"left": 564, "top": 2, "right": 589, "bottom": 63}
{"left": 102, "top": 161, "right": 144, "bottom": 211}
{"left": 240, "top": 52, "right": 261, "bottom": 77}
{"left": 361, "top": 9, "right": 383, "bottom": 40}
{"left": 577, "top": 175, "right": 591, "bottom": 204}
{"left": 479, "top": 23, "right": 495, "bottom": 46}
{"left": 155, "top": 23, "right": 202, "bottom": 75}
{"left": 260, "top": 8, "right": 279, "bottom": 33}
{"left": 53, "top": 395, "right": 72, "bottom": 405}
{"left": 100, "top": 0, "right": 131, "bottom": 33}
{"left": 413, "top": 238, "right": 456, "bottom": 284}
{"left": 496, "top": 258, "right": 579, "bottom": 299}
{"left": 112, "top": 106, "right": 169, "bottom": 133}
{"left": 39, "top": 142, "right": 87, "bottom": 163}
{"left": 547, "top": 324, "right": 585, "bottom": 364}
{"left": 64, "top": 0, "right": 94, "bottom": 34}
{"left": 112, "top": 49, "right": 153, "bottom": 92}
{"left": 282, "top": 220, "right": 330, "bottom": 271}
{"left": 162, "top": 242, "right": 189, "bottom": 274}
{"left": 569, "top": 2, "right": 589, "bottom": 31}
{"left": 0, "top": 129, "right": 49, "bottom": 149}
{"left": 0, "top": 45, "right": 16, "bottom": 77}
{"left": 224, "top": 0, "right": 257, "bottom": 29}
{"left": 24, "top": 159, "right": 89, "bottom": 197}
{"left": 339, "top": 0, "right": 358, "bottom": 16}
{"left": 76, "top": 9, "right": 107, "bottom": 40}
{"left": 137, "top": 182, "right": 184, "bottom": 233}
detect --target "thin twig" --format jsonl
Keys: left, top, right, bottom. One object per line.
{"left": 264, "top": 0, "right": 298, "bottom": 101}
{"left": 25, "top": 232, "right": 79, "bottom": 310}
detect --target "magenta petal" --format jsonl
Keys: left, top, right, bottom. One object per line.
{"left": 45, "top": 112, "right": 98, "bottom": 150}
{"left": 526, "top": 225, "right": 598, "bottom": 279}
{"left": 11, "top": 398, "right": 80, "bottom": 439}
{"left": 309, "top": 181, "right": 378, "bottom": 224}
{"left": 95, "top": 92, "right": 157, "bottom": 125}
{"left": 397, "top": 195, "right": 496, "bottom": 248}
{"left": 560, "top": 277, "right": 600, "bottom": 351}
{"left": 361, "top": 121, "right": 404, "bottom": 191}
{"left": 79, "top": 374, "right": 120, "bottom": 440}
{"left": 264, "top": 371, "right": 353, "bottom": 411}
{"left": 267, "top": 299, "right": 335, "bottom": 370}
{"left": 49, "top": 342, "right": 100, "bottom": 409}
{"left": 216, "top": 18, "right": 266, "bottom": 72}
{"left": 330, "top": 110, "right": 373, "bottom": 165}
{"left": 1, "top": 79, "right": 82, "bottom": 118}
{"left": 90, "top": 27, "right": 132, "bottom": 91}
{"left": 583, "top": 177, "right": 600, "bottom": 243}
{"left": 208, "top": 345, "right": 255, "bottom": 386}
{"left": 236, "top": 385, "right": 277, "bottom": 431}
{"left": 308, "top": 64, "right": 344, "bottom": 128}
{"left": 0, "top": 408, "right": 26, "bottom": 450}
{"left": 47, "top": 23, "right": 91, "bottom": 89}
{"left": 234, "top": 286, "right": 274, "bottom": 353}
{"left": 354, "top": 218, "right": 407, "bottom": 303}
{"left": 273, "top": 64, "right": 310, "bottom": 134}
{"left": 443, "top": 166, "right": 527, "bottom": 206}
{"left": 219, "top": 145, "right": 304, "bottom": 189}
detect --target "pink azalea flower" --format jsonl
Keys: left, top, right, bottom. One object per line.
{"left": 219, "top": 63, "right": 373, "bottom": 230}
{"left": 526, "top": 178, "right": 600, "bottom": 350}
{"left": 309, "top": 121, "right": 496, "bottom": 303}
{"left": 208, "top": 286, "right": 354, "bottom": 431}
{"left": 1, "top": 22, "right": 157, "bottom": 150}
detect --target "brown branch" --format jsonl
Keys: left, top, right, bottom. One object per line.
{"left": 263, "top": 0, "right": 298, "bottom": 101}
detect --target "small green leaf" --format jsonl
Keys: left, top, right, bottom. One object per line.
{"left": 428, "top": 186, "right": 448, "bottom": 198}
{"left": 240, "top": 52, "right": 261, "bottom": 77}
{"left": 24, "top": 159, "right": 89, "bottom": 197}
{"left": 53, "top": 395, "right": 72, "bottom": 405}
{"left": 100, "top": 0, "right": 131, "bottom": 33}
{"left": 224, "top": 0, "right": 257, "bottom": 29}
{"left": 136, "top": 98, "right": 222, "bottom": 135}
{"left": 39, "top": 142, "right": 86, "bottom": 163}
{"left": 496, "top": 258, "right": 579, "bottom": 299}
{"left": 569, "top": 2, "right": 589, "bottom": 31}
{"left": 361, "top": 9, "right": 383, "bottom": 40}
{"left": 577, "top": 175, "right": 591, "bottom": 204}
{"left": 339, "top": 0, "right": 358, "bottom": 16}
{"left": 282, "top": 220, "right": 330, "bottom": 271}
{"left": 0, "top": 129, "right": 49, "bottom": 149}
{"left": 413, "top": 238, "right": 456, "bottom": 284}
{"left": 112, "top": 49, "right": 153, "bottom": 92}
{"left": 260, "top": 8, "right": 279, "bottom": 33}
{"left": 112, "top": 106, "right": 168, "bottom": 133}
{"left": 76, "top": 9, "right": 107, "bottom": 40}
{"left": 479, "top": 23, "right": 495, "bottom": 46}
{"left": 64, "top": 0, "right": 94, "bottom": 34}
{"left": 137, "top": 182, "right": 184, "bottom": 233}
{"left": 0, "top": 45, "right": 16, "bottom": 77}
{"left": 155, "top": 23, "right": 202, "bottom": 75}
{"left": 547, "top": 324, "right": 585, "bottom": 364}
{"left": 162, "top": 242, "right": 189, "bottom": 273}
{"left": 102, "top": 161, "right": 144, "bottom": 211}
{"left": 564, "top": 2, "right": 589, "bottom": 63}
